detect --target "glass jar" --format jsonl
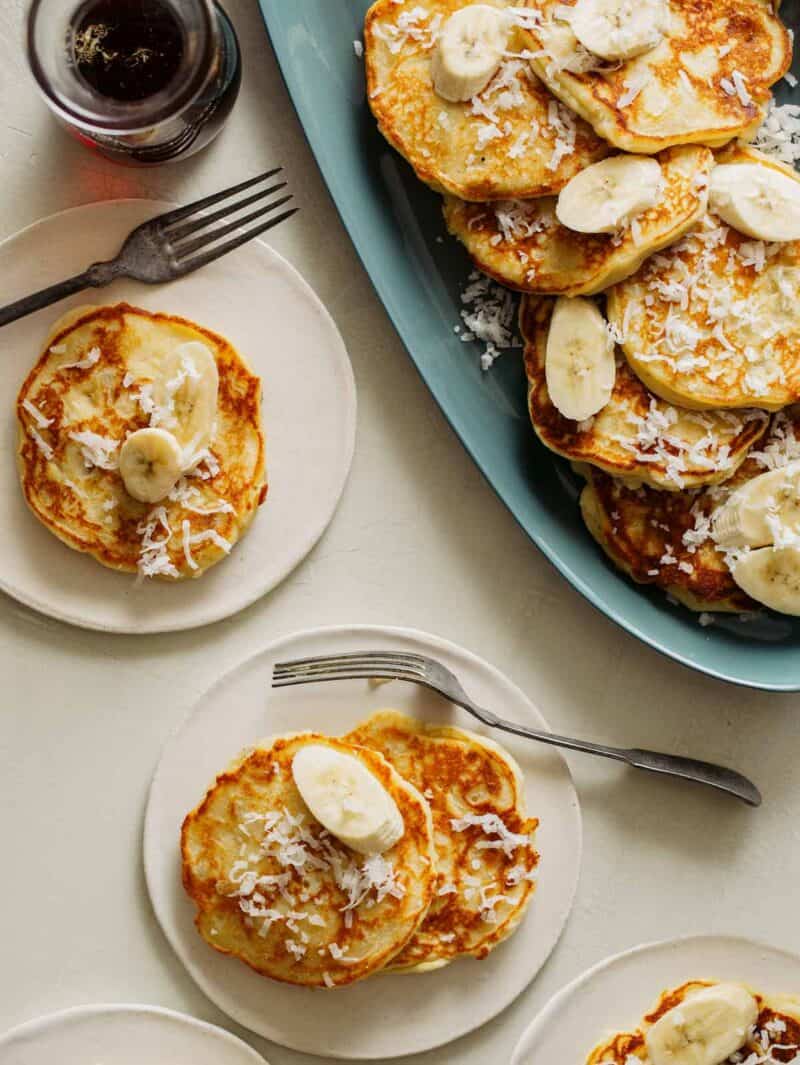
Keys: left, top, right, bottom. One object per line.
{"left": 27, "top": 0, "right": 241, "bottom": 165}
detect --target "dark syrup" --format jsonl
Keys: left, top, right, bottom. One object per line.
{"left": 72, "top": 0, "right": 184, "bottom": 102}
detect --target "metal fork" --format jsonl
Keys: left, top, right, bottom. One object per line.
{"left": 272, "top": 651, "right": 762, "bottom": 807}
{"left": 0, "top": 169, "right": 297, "bottom": 328}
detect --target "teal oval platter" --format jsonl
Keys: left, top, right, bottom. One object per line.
{"left": 259, "top": 0, "right": 800, "bottom": 690}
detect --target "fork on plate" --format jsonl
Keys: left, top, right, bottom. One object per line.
{"left": 273, "top": 650, "right": 761, "bottom": 807}
{"left": 0, "top": 169, "right": 297, "bottom": 328}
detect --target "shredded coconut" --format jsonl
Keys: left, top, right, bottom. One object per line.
{"left": 169, "top": 477, "right": 234, "bottom": 515}
{"left": 546, "top": 99, "right": 576, "bottom": 170}
{"left": 69, "top": 430, "right": 119, "bottom": 471}
{"left": 372, "top": 5, "right": 441, "bottom": 55}
{"left": 223, "top": 808, "right": 407, "bottom": 948}
{"left": 751, "top": 99, "right": 800, "bottom": 165}
{"left": 618, "top": 68, "right": 650, "bottom": 108}
{"left": 61, "top": 346, "right": 101, "bottom": 371}
{"left": 187, "top": 528, "right": 232, "bottom": 555}
{"left": 28, "top": 425, "right": 53, "bottom": 460}
{"left": 458, "top": 271, "right": 520, "bottom": 370}
{"left": 136, "top": 506, "right": 178, "bottom": 580}
{"left": 450, "top": 812, "right": 532, "bottom": 857}
{"left": 22, "top": 398, "right": 52, "bottom": 428}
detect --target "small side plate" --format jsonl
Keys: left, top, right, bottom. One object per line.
{"left": 0, "top": 200, "right": 356, "bottom": 633}
{"left": 511, "top": 934, "right": 800, "bottom": 1065}
{"left": 0, "top": 1003, "right": 268, "bottom": 1064}
{"left": 143, "top": 624, "right": 582, "bottom": 1059}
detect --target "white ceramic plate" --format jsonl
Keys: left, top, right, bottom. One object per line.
{"left": 0, "top": 200, "right": 356, "bottom": 633}
{"left": 144, "top": 624, "right": 582, "bottom": 1059}
{"left": 0, "top": 1003, "right": 267, "bottom": 1064}
{"left": 511, "top": 935, "right": 800, "bottom": 1065}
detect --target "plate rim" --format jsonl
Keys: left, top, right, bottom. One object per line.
{"left": 143, "top": 622, "right": 583, "bottom": 1059}
{"left": 257, "top": 3, "right": 800, "bottom": 692}
{"left": 510, "top": 932, "right": 800, "bottom": 1065}
{"left": 0, "top": 198, "right": 357, "bottom": 635}
{"left": 0, "top": 1001, "right": 267, "bottom": 1062}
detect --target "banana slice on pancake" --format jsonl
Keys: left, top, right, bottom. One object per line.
{"left": 556, "top": 154, "right": 663, "bottom": 234}
{"left": 119, "top": 427, "right": 183, "bottom": 504}
{"left": 713, "top": 460, "right": 800, "bottom": 614}
{"left": 712, "top": 461, "right": 800, "bottom": 549}
{"left": 569, "top": 0, "right": 668, "bottom": 61}
{"left": 152, "top": 340, "right": 219, "bottom": 462}
{"left": 292, "top": 744, "right": 405, "bottom": 854}
{"left": 709, "top": 162, "right": 800, "bottom": 243}
{"left": 431, "top": 5, "right": 509, "bottom": 102}
{"left": 545, "top": 296, "right": 615, "bottom": 420}
{"left": 645, "top": 983, "right": 758, "bottom": 1065}
{"left": 732, "top": 546, "right": 800, "bottom": 615}
{"left": 120, "top": 340, "right": 220, "bottom": 503}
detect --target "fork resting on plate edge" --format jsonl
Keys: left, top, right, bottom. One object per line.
{"left": 0, "top": 169, "right": 297, "bottom": 328}
{"left": 273, "top": 650, "right": 761, "bottom": 807}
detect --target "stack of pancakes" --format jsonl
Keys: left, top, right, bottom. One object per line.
{"left": 181, "top": 710, "right": 539, "bottom": 988}
{"left": 365, "top": 0, "right": 800, "bottom": 615}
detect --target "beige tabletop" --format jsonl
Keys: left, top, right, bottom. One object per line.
{"left": 1, "top": 2, "right": 799, "bottom": 1063}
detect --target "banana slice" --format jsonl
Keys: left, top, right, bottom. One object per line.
{"left": 119, "top": 427, "right": 183, "bottom": 503}
{"left": 152, "top": 340, "right": 219, "bottom": 462}
{"left": 568, "top": 0, "right": 668, "bottom": 60}
{"left": 556, "top": 155, "right": 663, "bottom": 234}
{"left": 545, "top": 296, "right": 615, "bottom": 421}
{"left": 712, "top": 461, "right": 800, "bottom": 549}
{"left": 431, "top": 4, "right": 509, "bottom": 102}
{"left": 709, "top": 163, "right": 800, "bottom": 242}
{"left": 732, "top": 546, "right": 800, "bottom": 615}
{"left": 645, "top": 983, "right": 759, "bottom": 1065}
{"left": 292, "top": 745, "right": 405, "bottom": 855}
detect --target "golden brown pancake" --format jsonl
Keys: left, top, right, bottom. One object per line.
{"left": 586, "top": 982, "right": 716, "bottom": 1065}
{"left": 443, "top": 145, "right": 713, "bottom": 296}
{"left": 346, "top": 710, "right": 539, "bottom": 972}
{"left": 608, "top": 146, "right": 800, "bottom": 412}
{"left": 16, "top": 303, "right": 266, "bottom": 580}
{"left": 578, "top": 409, "right": 800, "bottom": 611}
{"left": 521, "top": 296, "right": 769, "bottom": 491}
{"left": 364, "top": 0, "right": 609, "bottom": 201}
{"left": 585, "top": 982, "right": 800, "bottom": 1065}
{"left": 580, "top": 462, "right": 755, "bottom": 613}
{"left": 521, "top": 0, "right": 790, "bottom": 152}
{"left": 181, "top": 732, "right": 437, "bottom": 988}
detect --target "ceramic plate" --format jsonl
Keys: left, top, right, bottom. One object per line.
{"left": 511, "top": 935, "right": 800, "bottom": 1065}
{"left": 143, "top": 624, "right": 582, "bottom": 1059}
{"left": 258, "top": 1, "right": 800, "bottom": 690}
{"left": 0, "top": 1003, "right": 267, "bottom": 1064}
{"left": 0, "top": 200, "right": 356, "bottom": 633}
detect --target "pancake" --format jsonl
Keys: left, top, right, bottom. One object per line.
{"left": 585, "top": 982, "right": 800, "bottom": 1065}
{"left": 578, "top": 408, "right": 800, "bottom": 611}
{"left": 180, "top": 732, "right": 437, "bottom": 989}
{"left": 444, "top": 144, "right": 713, "bottom": 296}
{"left": 345, "top": 710, "right": 539, "bottom": 972}
{"left": 607, "top": 146, "right": 800, "bottom": 411}
{"left": 586, "top": 982, "right": 722, "bottom": 1065}
{"left": 521, "top": 0, "right": 790, "bottom": 152}
{"left": 364, "top": 0, "right": 609, "bottom": 201}
{"left": 16, "top": 303, "right": 266, "bottom": 580}
{"left": 521, "top": 297, "right": 769, "bottom": 490}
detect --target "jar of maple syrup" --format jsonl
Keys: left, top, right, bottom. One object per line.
{"left": 27, "top": 0, "right": 241, "bottom": 164}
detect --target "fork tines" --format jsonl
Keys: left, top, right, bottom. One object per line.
{"left": 272, "top": 651, "right": 427, "bottom": 687}
{"left": 160, "top": 169, "right": 298, "bottom": 274}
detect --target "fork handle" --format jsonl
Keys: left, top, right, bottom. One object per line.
{"left": 0, "top": 260, "right": 117, "bottom": 328}
{"left": 471, "top": 712, "right": 762, "bottom": 807}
